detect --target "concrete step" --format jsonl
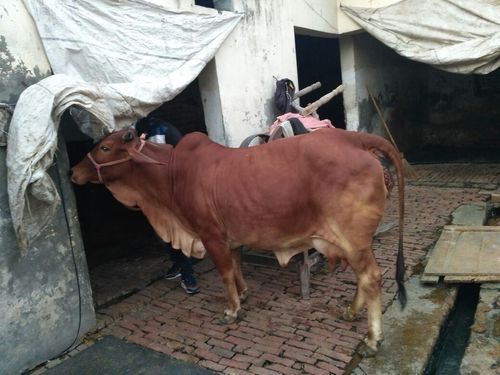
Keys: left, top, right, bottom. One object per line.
{"left": 353, "top": 277, "right": 457, "bottom": 375}
{"left": 353, "top": 203, "right": 491, "bottom": 374}
{"left": 460, "top": 283, "right": 500, "bottom": 374}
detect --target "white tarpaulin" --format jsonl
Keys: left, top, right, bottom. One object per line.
{"left": 341, "top": 0, "right": 500, "bottom": 74}
{"left": 7, "top": 0, "right": 241, "bottom": 254}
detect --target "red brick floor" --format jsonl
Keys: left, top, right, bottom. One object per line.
{"left": 94, "top": 163, "right": 499, "bottom": 375}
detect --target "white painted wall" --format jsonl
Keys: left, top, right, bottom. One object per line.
{"left": 293, "top": 0, "right": 339, "bottom": 35}
{"left": 200, "top": 0, "right": 403, "bottom": 146}
{"left": 338, "top": 1, "right": 421, "bottom": 132}
{"left": 345, "top": 33, "right": 428, "bottom": 153}
{"left": 200, "top": 0, "right": 299, "bottom": 147}
{"left": 339, "top": 36, "right": 358, "bottom": 131}
{"left": 201, "top": 0, "right": 364, "bottom": 147}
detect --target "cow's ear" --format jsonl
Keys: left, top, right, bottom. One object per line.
{"left": 122, "top": 130, "right": 135, "bottom": 143}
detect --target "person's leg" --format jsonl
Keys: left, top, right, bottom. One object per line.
{"left": 175, "top": 251, "right": 200, "bottom": 294}
{"left": 162, "top": 244, "right": 200, "bottom": 294}
{"left": 163, "top": 244, "right": 181, "bottom": 279}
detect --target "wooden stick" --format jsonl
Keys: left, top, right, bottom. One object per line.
{"left": 302, "top": 84, "right": 344, "bottom": 116}
{"left": 291, "top": 102, "right": 305, "bottom": 113}
{"left": 291, "top": 102, "right": 319, "bottom": 118}
{"left": 294, "top": 82, "right": 322, "bottom": 99}
{"left": 366, "top": 86, "right": 418, "bottom": 180}
{"left": 366, "top": 86, "right": 400, "bottom": 152}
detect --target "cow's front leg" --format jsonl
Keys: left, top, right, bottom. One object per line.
{"left": 345, "top": 250, "right": 383, "bottom": 356}
{"left": 204, "top": 238, "right": 243, "bottom": 324}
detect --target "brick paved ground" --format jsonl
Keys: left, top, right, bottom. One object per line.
{"left": 71, "top": 164, "right": 500, "bottom": 374}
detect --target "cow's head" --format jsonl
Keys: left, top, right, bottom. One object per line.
{"left": 70, "top": 128, "right": 146, "bottom": 185}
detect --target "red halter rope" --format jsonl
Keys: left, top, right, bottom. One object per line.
{"left": 86, "top": 137, "right": 166, "bottom": 183}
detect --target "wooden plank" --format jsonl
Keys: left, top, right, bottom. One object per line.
{"left": 444, "top": 275, "right": 500, "bottom": 283}
{"left": 423, "top": 226, "right": 500, "bottom": 281}
{"left": 423, "top": 229, "right": 460, "bottom": 275}
{"left": 446, "top": 231, "right": 481, "bottom": 274}
{"left": 478, "top": 232, "right": 500, "bottom": 274}
{"left": 420, "top": 275, "right": 440, "bottom": 283}
{"left": 490, "top": 193, "right": 500, "bottom": 203}
{"left": 444, "top": 225, "right": 500, "bottom": 232}
{"left": 442, "top": 230, "right": 500, "bottom": 276}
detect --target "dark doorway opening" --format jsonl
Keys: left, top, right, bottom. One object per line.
{"left": 63, "top": 80, "right": 207, "bottom": 308}
{"left": 295, "top": 32, "right": 345, "bottom": 129}
{"left": 195, "top": 0, "right": 215, "bottom": 8}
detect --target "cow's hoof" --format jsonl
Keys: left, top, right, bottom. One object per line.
{"left": 343, "top": 306, "right": 359, "bottom": 321}
{"left": 359, "top": 338, "right": 380, "bottom": 358}
{"left": 359, "top": 343, "right": 378, "bottom": 358}
{"left": 219, "top": 314, "right": 236, "bottom": 325}
{"left": 239, "top": 290, "right": 249, "bottom": 303}
{"left": 236, "top": 309, "right": 246, "bottom": 321}
{"left": 219, "top": 309, "right": 245, "bottom": 325}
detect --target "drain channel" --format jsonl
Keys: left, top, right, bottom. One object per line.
{"left": 424, "top": 283, "right": 480, "bottom": 375}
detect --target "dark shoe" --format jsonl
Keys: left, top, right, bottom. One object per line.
{"left": 181, "top": 277, "right": 200, "bottom": 295}
{"left": 163, "top": 264, "right": 181, "bottom": 280}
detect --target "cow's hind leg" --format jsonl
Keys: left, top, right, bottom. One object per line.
{"left": 204, "top": 238, "right": 243, "bottom": 324}
{"left": 346, "top": 249, "right": 383, "bottom": 356}
{"left": 232, "top": 247, "right": 248, "bottom": 303}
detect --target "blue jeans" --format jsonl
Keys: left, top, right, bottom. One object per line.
{"left": 165, "top": 244, "right": 196, "bottom": 282}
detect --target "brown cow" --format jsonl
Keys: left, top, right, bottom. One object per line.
{"left": 71, "top": 127, "right": 406, "bottom": 355}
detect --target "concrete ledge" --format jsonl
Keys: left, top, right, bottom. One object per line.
{"left": 460, "top": 283, "right": 500, "bottom": 375}
{"left": 354, "top": 277, "right": 457, "bottom": 375}
{"left": 451, "top": 204, "right": 486, "bottom": 226}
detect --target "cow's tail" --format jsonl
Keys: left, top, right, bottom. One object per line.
{"left": 359, "top": 133, "right": 407, "bottom": 308}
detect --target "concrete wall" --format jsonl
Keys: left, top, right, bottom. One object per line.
{"left": 339, "top": 33, "right": 428, "bottom": 154}
{"left": 421, "top": 68, "right": 500, "bottom": 152}
{"left": 340, "top": 31, "right": 500, "bottom": 159}
{"left": 199, "top": 0, "right": 406, "bottom": 146}
{"left": 0, "top": 143, "right": 95, "bottom": 374}
{"left": 200, "top": 0, "right": 299, "bottom": 146}
{"left": 293, "top": 0, "right": 339, "bottom": 35}
{"left": 0, "top": 1, "right": 95, "bottom": 373}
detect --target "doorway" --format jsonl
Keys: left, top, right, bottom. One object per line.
{"left": 63, "top": 80, "right": 207, "bottom": 308}
{"left": 295, "top": 32, "right": 345, "bottom": 129}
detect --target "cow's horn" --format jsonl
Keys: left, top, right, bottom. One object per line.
{"left": 122, "top": 130, "right": 135, "bottom": 142}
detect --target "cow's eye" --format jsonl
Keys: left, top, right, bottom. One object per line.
{"left": 100, "top": 145, "right": 110, "bottom": 152}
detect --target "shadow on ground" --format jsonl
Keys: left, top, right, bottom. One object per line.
{"left": 46, "top": 336, "right": 213, "bottom": 375}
